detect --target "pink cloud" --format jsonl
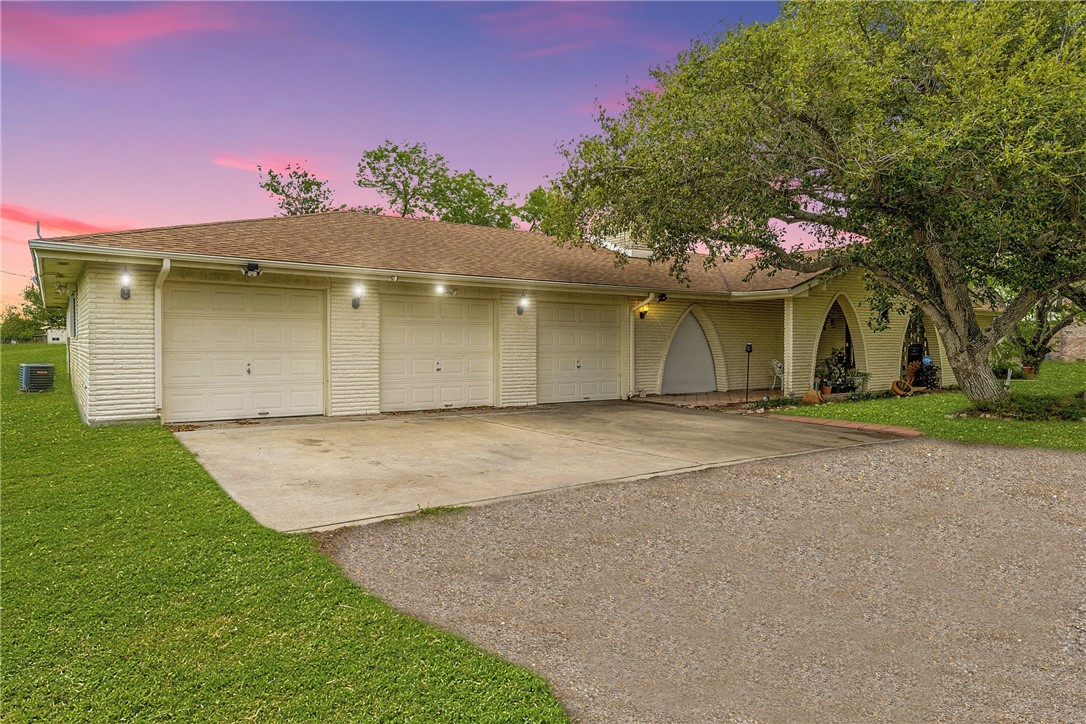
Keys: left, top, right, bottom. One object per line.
{"left": 476, "top": 4, "right": 682, "bottom": 60}
{"left": 1, "top": 3, "right": 239, "bottom": 76}
{"left": 1, "top": 204, "right": 130, "bottom": 237}
{"left": 0, "top": 205, "right": 135, "bottom": 305}
{"left": 571, "top": 82, "right": 660, "bottom": 117}
{"left": 478, "top": 4, "right": 623, "bottom": 38}
{"left": 212, "top": 153, "right": 340, "bottom": 181}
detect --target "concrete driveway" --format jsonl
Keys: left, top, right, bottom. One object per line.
{"left": 174, "top": 401, "right": 888, "bottom": 532}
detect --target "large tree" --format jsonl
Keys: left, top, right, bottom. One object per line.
{"left": 258, "top": 163, "right": 345, "bottom": 216}
{"left": 548, "top": 1, "right": 1086, "bottom": 402}
{"left": 2, "top": 284, "right": 65, "bottom": 342}
{"left": 357, "top": 140, "right": 541, "bottom": 228}
{"left": 356, "top": 140, "right": 449, "bottom": 218}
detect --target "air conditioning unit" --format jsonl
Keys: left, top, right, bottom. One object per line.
{"left": 19, "top": 364, "right": 55, "bottom": 392}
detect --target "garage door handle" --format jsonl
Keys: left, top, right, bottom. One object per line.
{"left": 576, "top": 360, "right": 581, "bottom": 369}
{"left": 246, "top": 364, "right": 251, "bottom": 375}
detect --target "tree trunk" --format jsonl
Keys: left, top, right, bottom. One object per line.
{"left": 950, "top": 352, "right": 1008, "bottom": 403}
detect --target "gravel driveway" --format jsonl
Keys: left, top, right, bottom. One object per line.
{"left": 316, "top": 439, "right": 1086, "bottom": 722}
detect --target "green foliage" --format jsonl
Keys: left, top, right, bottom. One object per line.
{"left": 356, "top": 140, "right": 540, "bottom": 229}
{"left": 778, "top": 361, "right": 1086, "bottom": 450}
{"left": 972, "top": 393, "right": 1086, "bottom": 422}
{"left": 0, "top": 345, "right": 567, "bottom": 722}
{"left": 356, "top": 140, "right": 449, "bottom": 218}
{"left": 1, "top": 284, "right": 65, "bottom": 342}
{"left": 258, "top": 163, "right": 345, "bottom": 216}
{"left": 550, "top": 1, "right": 1086, "bottom": 401}
{"left": 519, "top": 185, "right": 551, "bottom": 232}
{"left": 433, "top": 169, "right": 516, "bottom": 228}
{"left": 1009, "top": 289, "right": 1086, "bottom": 369}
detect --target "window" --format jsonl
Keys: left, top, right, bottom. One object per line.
{"left": 69, "top": 293, "right": 77, "bottom": 337}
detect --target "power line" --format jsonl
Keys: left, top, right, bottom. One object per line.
{"left": 1, "top": 270, "right": 35, "bottom": 278}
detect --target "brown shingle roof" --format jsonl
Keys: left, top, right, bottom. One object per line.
{"left": 36, "top": 211, "right": 820, "bottom": 294}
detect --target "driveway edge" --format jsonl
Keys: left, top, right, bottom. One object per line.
{"left": 770, "top": 414, "right": 923, "bottom": 437}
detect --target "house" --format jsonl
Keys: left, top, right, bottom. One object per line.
{"left": 46, "top": 327, "right": 68, "bottom": 344}
{"left": 30, "top": 211, "right": 960, "bottom": 425}
{"left": 1051, "top": 322, "right": 1086, "bottom": 362}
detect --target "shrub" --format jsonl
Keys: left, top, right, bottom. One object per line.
{"left": 971, "top": 392, "right": 1086, "bottom": 421}
{"left": 992, "top": 364, "right": 1027, "bottom": 380}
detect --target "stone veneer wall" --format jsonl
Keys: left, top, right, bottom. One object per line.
{"left": 1052, "top": 322, "right": 1086, "bottom": 362}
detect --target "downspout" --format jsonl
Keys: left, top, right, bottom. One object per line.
{"left": 154, "top": 259, "right": 171, "bottom": 413}
{"left": 628, "top": 292, "right": 656, "bottom": 398}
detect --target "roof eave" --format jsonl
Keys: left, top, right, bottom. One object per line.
{"left": 29, "top": 239, "right": 741, "bottom": 299}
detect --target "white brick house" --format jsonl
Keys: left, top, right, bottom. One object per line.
{"left": 31, "top": 211, "right": 957, "bottom": 424}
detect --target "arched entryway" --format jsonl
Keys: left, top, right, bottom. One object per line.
{"left": 812, "top": 296, "right": 868, "bottom": 392}
{"left": 662, "top": 313, "right": 717, "bottom": 394}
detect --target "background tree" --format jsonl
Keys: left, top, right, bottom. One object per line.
{"left": 547, "top": 1, "right": 1086, "bottom": 403}
{"left": 258, "top": 163, "right": 344, "bottom": 216}
{"left": 1, "top": 284, "right": 65, "bottom": 342}
{"left": 518, "top": 185, "right": 550, "bottom": 232}
{"left": 432, "top": 170, "right": 516, "bottom": 228}
{"left": 356, "top": 141, "right": 449, "bottom": 218}
{"left": 1009, "top": 292, "right": 1086, "bottom": 372}
{"left": 357, "top": 140, "right": 526, "bottom": 228}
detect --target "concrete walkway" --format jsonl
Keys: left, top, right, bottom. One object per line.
{"left": 174, "top": 401, "right": 890, "bottom": 532}
{"left": 632, "top": 389, "right": 777, "bottom": 407}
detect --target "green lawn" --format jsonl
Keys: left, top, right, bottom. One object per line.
{"left": 776, "top": 361, "right": 1086, "bottom": 451}
{"left": 1, "top": 345, "right": 566, "bottom": 722}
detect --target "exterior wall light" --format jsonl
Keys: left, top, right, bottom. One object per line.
{"left": 241, "top": 262, "right": 262, "bottom": 277}
{"left": 435, "top": 284, "right": 446, "bottom": 294}
{"left": 435, "top": 285, "right": 458, "bottom": 296}
{"left": 120, "top": 268, "right": 132, "bottom": 300}
{"left": 352, "top": 284, "right": 364, "bottom": 309}
{"left": 656, "top": 293, "right": 667, "bottom": 302}
{"left": 517, "top": 292, "right": 529, "bottom": 315}
{"left": 638, "top": 305, "right": 649, "bottom": 319}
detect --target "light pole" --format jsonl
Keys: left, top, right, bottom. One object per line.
{"left": 745, "top": 343, "right": 753, "bottom": 403}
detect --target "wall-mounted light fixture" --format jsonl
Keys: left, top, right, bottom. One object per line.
{"left": 352, "top": 284, "right": 364, "bottom": 309}
{"left": 656, "top": 293, "right": 667, "bottom": 303}
{"left": 435, "top": 284, "right": 445, "bottom": 294}
{"left": 517, "top": 292, "right": 529, "bottom": 315}
{"left": 241, "top": 262, "right": 263, "bottom": 277}
{"left": 120, "top": 268, "right": 132, "bottom": 300}
{"left": 638, "top": 305, "right": 649, "bottom": 319}
{"left": 435, "top": 284, "right": 458, "bottom": 296}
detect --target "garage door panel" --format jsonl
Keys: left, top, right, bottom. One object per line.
{"left": 538, "top": 302, "right": 622, "bottom": 404}
{"left": 383, "top": 298, "right": 409, "bottom": 319}
{"left": 380, "top": 296, "right": 493, "bottom": 412}
{"left": 410, "top": 300, "right": 438, "bottom": 318}
{"left": 163, "top": 283, "right": 325, "bottom": 423}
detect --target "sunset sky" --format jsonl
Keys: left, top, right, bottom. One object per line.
{"left": 0, "top": 1, "right": 781, "bottom": 304}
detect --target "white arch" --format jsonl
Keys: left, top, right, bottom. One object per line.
{"left": 656, "top": 304, "right": 728, "bottom": 393}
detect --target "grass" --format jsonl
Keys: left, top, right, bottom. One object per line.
{"left": 1, "top": 344, "right": 566, "bottom": 722}
{"left": 775, "top": 360, "right": 1086, "bottom": 451}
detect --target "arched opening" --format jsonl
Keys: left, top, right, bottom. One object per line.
{"left": 900, "top": 309, "right": 943, "bottom": 388}
{"left": 662, "top": 314, "right": 717, "bottom": 394}
{"left": 813, "top": 298, "right": 867, "bottom": 392}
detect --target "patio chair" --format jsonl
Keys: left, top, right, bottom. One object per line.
{"left": 771, "top": 359, "right": 785, "bottom": 390}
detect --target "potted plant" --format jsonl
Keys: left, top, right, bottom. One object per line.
{"left": 814, "top": 365, "right": 833, "bottom": 395}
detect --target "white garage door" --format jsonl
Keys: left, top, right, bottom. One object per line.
{"left": 538, "top": 302, "right": 622, "bottom": 403}
{"left": 163, "top": 283, "right": 325, "bottom": 423}
{"left": 380, "top": 296, "right": 493, "bottom": 412}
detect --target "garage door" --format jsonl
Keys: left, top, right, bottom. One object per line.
{"left": 163, "top": 283, "right": 325, "bottom": 423}
{"left": 538, "top": 302, "right": 622, "bottom": 403}
{"left": 380, "top": 296, "right": 493, "bottom": 411}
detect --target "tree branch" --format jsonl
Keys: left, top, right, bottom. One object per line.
{"left": 983, "top": 289, "right": 1043, "bottom": 347}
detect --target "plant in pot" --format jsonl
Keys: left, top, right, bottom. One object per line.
{"left": 814, "top": 365, "right": 832, "bottom": 396}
